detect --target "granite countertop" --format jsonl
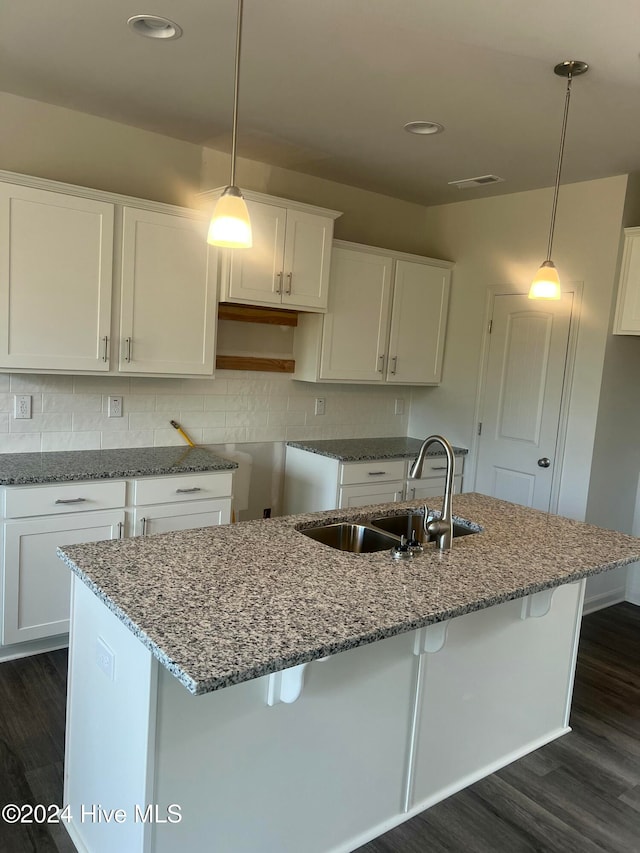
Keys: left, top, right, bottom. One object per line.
{"left": 0, "top": 446, "right": 237, "bottom": 485}
{"left": 58, "top": 493, "right": 640, "bottom": 696}
{"left": 286, "top": 436, "right": 468, "bottom": 462}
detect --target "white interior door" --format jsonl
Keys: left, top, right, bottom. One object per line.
{"left": 475, "top": 292, "right": 573, "bottom": 511}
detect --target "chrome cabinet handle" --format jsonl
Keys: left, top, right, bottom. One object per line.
{"left": 378, "top": 354, "right": 385, "bottom": 373}
{"left": 390, "top": 356, "right": 398, "bottom": 375}
{"left": 102, "top": 336, "right": 109, "bottom": 363}
{"left": 55, "top": 497, "right": 87, "bottom": 504}
{"left": 140, "top": 517, "right": 148, "bottom": 535}
{"left": 286, "top": 272, "right": 293, "bottom": 294}
{"left": 117, "top": 521, "right": 124, "bottom": 539}
{"left": 176, "top": 487, "right": 202, "bottom": 494}
{"left": 125, "top": 337, "right": 132, "bottom": 363}
{"left": 431, "top": 465, "right": 448, "bottom": 471}
{"left": 368, "top": 471, "right": 387, "bottom": 476}
{"left": 275, "top": 271, "right": 283, "bottom": 294}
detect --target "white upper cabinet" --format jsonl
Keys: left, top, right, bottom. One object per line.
{"left": 294, "top": 241, "right": 452, "bottom": 385}
{"left": 613, "top": 227, "right": 640, "bottom": 334}
{"left": 0, "top": 182, "right": 114, "bottom": 371}
{"left": 119, "top": 207, "right": 216, "bottom": 375}
{"left": 205, "top": 189, "right": 341, "bottom": 313}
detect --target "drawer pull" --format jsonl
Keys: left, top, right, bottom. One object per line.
{"left": 368, "top": 471, "right": 387, "bottom": 476}
{"left": 140, "top": 517, "right": 148, "bottom": 535}
{"left": 431, "top": 465, "right": 448, "bottom": 471}
{"left": 117, "top": 521, "right": 124, "bottom": 539}
{"left": 175, "top": 487, "right": 202, "bottom": 494}
{"left": 54, "top": 498, "right": 88, "bottom": 504}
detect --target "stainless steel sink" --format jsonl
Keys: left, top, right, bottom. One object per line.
{"left": 300, "top": 522, "right": 400, "bottom": 553}
{"left": 369, "top": 513, "right": 479, "bottom": 543}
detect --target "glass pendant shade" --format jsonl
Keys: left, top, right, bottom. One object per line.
{"left": 529, "top": 260, "right": 561, "bottom": 300}
{"left": 207, "top": 187, "right": 252, "bottom": 249}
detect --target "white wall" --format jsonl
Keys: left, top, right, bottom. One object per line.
{"left": 409, "top": 175, "right": 629, "bottom": 524}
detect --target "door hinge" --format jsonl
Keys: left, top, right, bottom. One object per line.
{"left": 477, "top": 422, "right": 483, "bottom": 436}
{"left": 488, "top": 319, "right": 493, "bottom": 334}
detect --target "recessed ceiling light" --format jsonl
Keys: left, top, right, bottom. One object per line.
{"left": 127, "top": 15, "right": 183, "bottom": 40}
{"left": 404, "top": 121, "right": 444, "bottom": 135}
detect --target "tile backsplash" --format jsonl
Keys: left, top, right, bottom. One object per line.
{"left": 0, "top": 371, "right": 411, "bottom": 453}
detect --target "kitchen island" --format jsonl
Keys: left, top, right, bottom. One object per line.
{"left": 57, "top": 494, "right": 640, "bottom": 853}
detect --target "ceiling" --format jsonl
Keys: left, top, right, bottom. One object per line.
{"left": 2, "top": 0, "right": 640, "bottom": 206}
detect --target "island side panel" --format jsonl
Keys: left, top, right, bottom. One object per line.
{"left": 409, "top": 579, "right": 585, "bottom": 810}
{"left": 64, "top": 577, "right": 158, "bottom": 853}
{"left": 151, "top": 631, "right": 418, "bottom": 853}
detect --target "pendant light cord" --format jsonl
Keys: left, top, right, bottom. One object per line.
{"left": 229, "top": 0, "right": 244, "bottom": 188}
{"left": 546, "top": 68, "right": 573, "bottom": 261}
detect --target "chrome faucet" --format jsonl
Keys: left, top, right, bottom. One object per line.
{"left": 409, "top": 435, "right": 455, "bottom": 550}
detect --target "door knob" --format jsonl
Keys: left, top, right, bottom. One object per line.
{"left": 537, "top": 457, "right": 551, "bottom": 468}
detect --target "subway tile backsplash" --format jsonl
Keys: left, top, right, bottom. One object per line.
{"left": 0, "top": 371, "right": 411, "bottom": 453}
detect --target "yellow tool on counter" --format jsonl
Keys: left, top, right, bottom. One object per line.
{"left": 170, "top": 419, "right": 196, "bottom": 447}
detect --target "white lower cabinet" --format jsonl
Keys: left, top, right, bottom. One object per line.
{"left": 283, "top": 445, "right": 465, "bottom": 514}
{"left": 65, "top": 575, "right": 585, "bottom": 853}
{"left": 1, "top": 471, "right": 232, "bottom": 651}
{"left": 2, "top": 510, "right": 124, "bottom": 645}
{"left": 1, "top": 477, "right": 127, "bottom": 646}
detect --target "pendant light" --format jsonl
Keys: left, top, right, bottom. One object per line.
{"left": 207, "top": 0, "right": 252, "bottom": 248}
{"left": 529, "top": 60, "right": 588, "bottom": 300}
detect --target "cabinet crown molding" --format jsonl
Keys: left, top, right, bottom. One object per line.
{"left": 199, "top": 187, "right": 342, "bottom": 220}
{"left": 333, "top": 239, "right": 454, "bottom": 269}
{"left": 0, "top": 169, "right": 205, "bottom": 219}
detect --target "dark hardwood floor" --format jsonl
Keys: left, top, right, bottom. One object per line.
{"left": 0, "top": 603, "right": 637, "bottom": 852}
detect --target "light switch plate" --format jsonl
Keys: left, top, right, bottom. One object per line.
{"left": 395, "top": 398, "right": 405, "bottom": 416}
{"left": 314, "top": 398, "right": 326, "bottom": 416}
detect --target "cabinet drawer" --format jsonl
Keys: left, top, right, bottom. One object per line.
{"left": 133, "top": 472, "right": 233, "bottom": 505}
{"left": 407, "top": 475, "right": 463, "bottom": 501}
{"left": 4, "top": 480, "right": 126, "bottom": 519}
{"left": 409, "top": 454, "right": 465, "bottom": 479}
{"left": 339, "top": 481, "right": 405, "bottom": 509}
{"left": 340, "top": 460, "right": 406, "bottom": 486}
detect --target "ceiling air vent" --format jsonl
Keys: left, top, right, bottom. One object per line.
{"left": 448, "top": 175, "right": 505, "bottom": 189}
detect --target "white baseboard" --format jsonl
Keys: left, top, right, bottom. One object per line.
{"left": 582, "top": 588, "right": 626, "bottom": 615}
{"left": 0, "top": 635, "right": 68, "bottom": 663}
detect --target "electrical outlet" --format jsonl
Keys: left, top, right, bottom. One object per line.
{"left": 263, "top": 507, "right": 271, "bottom": 519}
{"left": 95, "top": 637, "right": 115, "bottom": 680}
{"left": 394, "top": 398, "right": 405, "bottom": 416}
{"left": 14, "top": 394, "right": 32, "bottom": 419}
{"left": 314, "top": 397, "right": 326, "bottom": 416}
{"left": 108, "top": 396, "right": 123, "bottom": 418}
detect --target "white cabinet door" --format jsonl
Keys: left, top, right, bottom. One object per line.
{"left": 2, "top": 509, "right": 124, "bottom": 644}
{"left": 319, "top": 247, "right": 393, "bottom": 381}
{"left": 281, "top": 208, "right": 333, "bottom": 311}
{"left": 339, "top": 481, "right": 405, "bottom": 508}
{"left": 132, "top": 498, "right": 231, "bottom": 537}
{"left": 387, "top": 260, "right": 451, "bottom": 384}
{"left": 613, "top": 227, "right": 640, "bottom": 334}
{"left": 119, "top": 207, "right": 217, "bottom": 375}
{"left": 0, "top": 182, "right": 114, "bottom": 371}
{"left": 225, "top": 201, "right": 287, "bottom": 307}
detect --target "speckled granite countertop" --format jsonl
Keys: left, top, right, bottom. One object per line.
{"left": 286, "top": 436, "right": 468, "bottom": 461}
{"left": 58, "top": 493, "right": 640, "bottom": 696}
{"left": 0, "top": 446, "right": 236, "bottom": 485}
